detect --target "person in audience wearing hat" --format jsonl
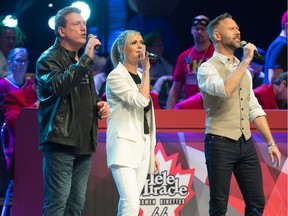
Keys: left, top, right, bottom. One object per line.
{"left": 172, "top": 49, "right": 266, "bottom": 110}
{"left": 166, "top": 15, "right": 214, "bottom": 109}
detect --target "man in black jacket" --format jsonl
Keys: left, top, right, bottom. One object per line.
{"left": 36, "top": 6, "right": 109, "bottom": 216}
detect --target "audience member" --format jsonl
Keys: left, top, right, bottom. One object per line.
{"left": 248, "top": 47, "right": 266, "bottom": 88}
{"left": 0, "top": 45, "right": 29, "bottom": 198}
{"left": 174, "top": 47, "right": 267, "bottom": 110}
{"left": 36, "top": 6, "right": 109, "bottom": 215}
{"left": 166, "top": 15, "right": 214, "bottom": 109}
{"left": 92, "top": 55, "right": 107, "bottom": 96}
{"left": 142, "top": 31, "right": 174, "bottom": 108}
{"left": 173, "top": 92, "right": 203, "bottom": 109}
{"left": 148, "top": 91, "right": 161, "bottom": 109}
{"left": 0, "top": 47, "right": 32, "bottom": 95}
{"left": 151, "top": 75, "right": 173, "bottom": 108}
{"left": 254, "top": 71, "right": 287, "bottom": 109}
{"left": 264, "top": 10, "right": 288, "bottom": 84}
{"left": 237, "top": 46, "right": 266, "bottom": 88}
{"left": 2, "top": 80, "right": 38, "bottom": 173}
{"left": 197, "top": 12, "right": 281, "bottom": 215}
{"left": 106, "top": 30, "right": 160, "bottom": 215}
{"left": 127, "top": 14, "right": 179, "bottom": 65}
{"left": 0, "top": 25, "right": 17, "bottom": 78}
{"left": 143, "top": 32, "right": 173, "bottom": 85}
{"left": 0, "top": 47, "right": 33, "bottom": 126}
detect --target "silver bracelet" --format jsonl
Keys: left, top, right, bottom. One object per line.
{"left": 267, "top": 142, "right": 278, "bottom": 148}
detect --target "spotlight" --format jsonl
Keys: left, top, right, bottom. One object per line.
{"left": 48, "top": 16, "right": 55, "bottom": 30}
{"left": 47, "top": 2, "right": 91, "bottom": 30}
{"left": 71, "top": 1, "right": 91, "bottom": 21}
{"left": 2, "top": 15, "right": 18, "bottom": 28}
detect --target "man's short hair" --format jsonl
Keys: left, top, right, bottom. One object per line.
{"left": 54, "top": 6, "right": 82, "bottom": 38}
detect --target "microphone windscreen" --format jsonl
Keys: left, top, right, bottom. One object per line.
{"left": 88, "top": 34, "right": 94, "bottom": 39}
{"left": 240, "top": 40, "right": 247, "bottom": 48}
{"left": 88, "top": 34, "right": 100, "bottom": 51}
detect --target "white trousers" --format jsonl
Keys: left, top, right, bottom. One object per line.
{"left": 111, "top": 135, "right": 150, "bottom": 216}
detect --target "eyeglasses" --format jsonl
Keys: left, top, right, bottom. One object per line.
{"left": 13, "top": 59, "right": 29, "bottom": 65}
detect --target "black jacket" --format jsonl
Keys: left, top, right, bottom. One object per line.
{"left": 36, "top": 39, "right": 101, "bottom": 151}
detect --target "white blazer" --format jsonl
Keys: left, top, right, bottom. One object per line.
{"left": 105, "top": 62, "right": 156, "bottom": 174}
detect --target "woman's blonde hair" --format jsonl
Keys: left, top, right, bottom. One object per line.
{"left": 110, "top": 30, "right": 141, "bottom": 68}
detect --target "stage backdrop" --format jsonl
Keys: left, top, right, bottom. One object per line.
{"left": 13, "top": 109, "right": 287, "bottom": 216}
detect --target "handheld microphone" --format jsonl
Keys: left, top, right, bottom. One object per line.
{"left": 148, "top": 52, "right": 158, "bottom": 59}
{"left": 240, "top": 41, "right": 262, "bottom": 59}
{"left": 88, "top": 34, "right": 101, "bottom": 51}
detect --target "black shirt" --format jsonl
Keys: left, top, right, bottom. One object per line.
{"left": 129, "top": 72, "right": 151, "bottom": 134}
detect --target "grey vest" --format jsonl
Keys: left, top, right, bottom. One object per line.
{"left": 202, "top": 57, "right": 251, "bottom": 141}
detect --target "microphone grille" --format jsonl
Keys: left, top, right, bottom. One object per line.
{"left": 88, "top": 34, "right": 94, "bottom": 39}
{"left": 240, "top": 40, "right": 247, "bottom": 48}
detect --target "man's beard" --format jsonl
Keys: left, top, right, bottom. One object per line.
{"left": 195, "top": 35, "right": 205, "bottom": 45}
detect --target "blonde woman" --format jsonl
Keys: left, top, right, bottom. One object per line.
{"left": 106, "top": 30, "right": 160, "bottom": 216}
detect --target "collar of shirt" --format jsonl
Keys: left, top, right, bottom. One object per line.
{"left": 213, "top": 51, "right": 240, "bottom": 68}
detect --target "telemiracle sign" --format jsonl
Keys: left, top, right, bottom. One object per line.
{"left": 139, "top": 142, "right": 195, "bottom": 216}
